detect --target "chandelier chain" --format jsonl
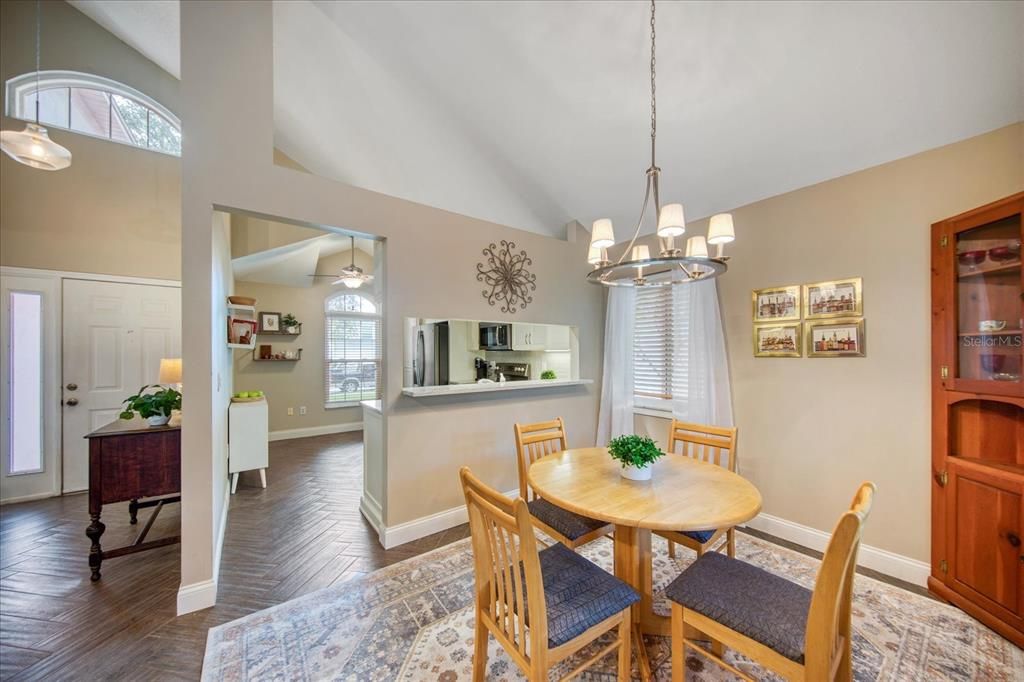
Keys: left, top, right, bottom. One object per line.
{"left": 35, "top": 0, "right": 41, "bottom": 125}
{"left": 649, "top": 0, "right": 656, "bottom": 167}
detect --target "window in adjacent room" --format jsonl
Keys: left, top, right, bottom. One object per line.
{"left": 324, "top": 292, "right": 382, "bottom": 406}
{"left": 633, "top": 286, "right": 688, "bottom": 411}
{"left": 5, "top": 70, "right": 181, "bottom": 156}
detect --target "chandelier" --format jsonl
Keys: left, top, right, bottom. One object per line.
{"left": 0, "top": 1, "right": 72, "bottom": 171}
{"left": 586, "top": 0, "right": 734, "bottom": 287}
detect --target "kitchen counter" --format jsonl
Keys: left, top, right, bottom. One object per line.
{"left": 401, "top": 378, "right": 593, "bottom": 398}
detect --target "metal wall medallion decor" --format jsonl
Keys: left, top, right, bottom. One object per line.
{"left": 476, "top": 240, "right": 537, "bottom": 313}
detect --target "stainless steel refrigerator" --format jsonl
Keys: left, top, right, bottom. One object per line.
{"left": 412, "top": 321, "right": 449, "bottom": 387}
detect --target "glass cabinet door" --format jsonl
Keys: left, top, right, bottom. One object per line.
{"left": 955, "top": 214, "right": 1023, "bottom": 386}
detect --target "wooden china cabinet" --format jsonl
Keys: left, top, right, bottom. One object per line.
{"left": 930, "top": 191, "right": 1024, "bottom": 647}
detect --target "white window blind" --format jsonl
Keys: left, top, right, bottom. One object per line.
{"left": 324, "top": 293, "right": 381, "bottom": 404}
{"left": 633, "top": 286, "right": 688, "bottom": 407}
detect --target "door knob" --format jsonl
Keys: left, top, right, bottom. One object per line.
{"left": 66, "top": 383, "right": 78, "bottom": 391}
{"left": 65, "top": 397, "right": 79, "bottom": 406}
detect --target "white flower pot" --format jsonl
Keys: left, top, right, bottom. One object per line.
{"left": 286, "top": 326, "right": 298, "bottom": 334}
{"left": 147, "top": 414, "right": 170, "bottom": 427}
{"left": 620, "top": 464, "right": 652, "bottom": 481}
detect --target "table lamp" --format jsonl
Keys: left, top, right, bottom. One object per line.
{"left": 159, "top": 358, "right": 182, "bottom": 389}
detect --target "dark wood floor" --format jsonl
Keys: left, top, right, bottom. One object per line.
{"left": 0, "top": 431, "right": 469, "bottom": 681}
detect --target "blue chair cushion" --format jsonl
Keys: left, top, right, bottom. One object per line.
{"left": 532, "top": 543, "right": 640, "bottom": 647}
{"left": 528, "top": 498, "right": 609, "bottom": 542}
{"left": 680, "top": 529, "right": 717, "bottom": 544}
{"left": 664, "top": 552, "right": 812, "bottom": 663}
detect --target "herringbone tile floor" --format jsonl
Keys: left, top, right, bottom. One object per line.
{"left": 0, "top": 431, "right": 469, "bottom": 680}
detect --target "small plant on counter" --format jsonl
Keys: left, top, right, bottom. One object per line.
{"left": 608, "top": 434, "right": 663, "bottom": 480}
{"left": 540, "top": 370, "right": 557, "bottom": 380}
{"left": 282, "top": 313, "right": 300, "bottom": 333}
{"left": 119, "top": 385, "right": 182, "bottom": 427}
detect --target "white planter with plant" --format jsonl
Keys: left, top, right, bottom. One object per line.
{"left": 282, "top": 313, "right": 300, "bottom": 334}
{"left": 119, "top": 385, "right": 182, "bottom": 427}
{"left": 608, "top": 434, "right": 664, "bottom": 481}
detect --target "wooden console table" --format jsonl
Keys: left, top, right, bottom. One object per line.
{"left": 84, "top": 419, "right": 181, "bottom": 581}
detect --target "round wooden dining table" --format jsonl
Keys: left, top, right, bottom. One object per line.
{"left": 528, "top": 447, "right": 762, "bottom": 679}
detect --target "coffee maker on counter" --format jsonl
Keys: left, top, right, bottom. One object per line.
{"left": 474, "top": 357, "right": 496, "bottom": 381}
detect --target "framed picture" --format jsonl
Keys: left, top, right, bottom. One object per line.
{"left": 753, "top": 323, "right": 802, "bottom": 357}
{"left": 229, "top": 319, "right": 257, "bottom": 345}
{"left": 752, "top": 285, "right": 801, "bottom": 323}
{"left": 806, "top": 318, "right": 865, "bottom": 357}
{"left": 803, "top": 277, "right": 863, "bottom": 319}
{"left": 259, "top": 311, "right": 281, "bottom": 333}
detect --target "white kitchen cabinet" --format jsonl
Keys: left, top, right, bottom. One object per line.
{"left": 228, "top": 399, "right": 269, "bottom": 493}
{"left": 511, "top": 323, "right": 546, "bottom": 350}
{"left": 544, "top": 325, "right": 571, "bottom": 351}
{"left": 465, "top": 321, "right": 480, "bottom": 351}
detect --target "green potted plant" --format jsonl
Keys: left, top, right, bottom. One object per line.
{"left": 607, "top": 434, "right": 664, "bottom": 481}
{"left": 282, "top": 313, "right": 300, "bottom": 334}
{"left": 540, "top": 370, "right": 557, "bottom": 380}
{"left": 119, "top": 385, "right": 182, "bottom": 427}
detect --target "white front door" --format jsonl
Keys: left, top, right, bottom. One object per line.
{"left": 61, "top": 280, "right": 181, "bottom": 492}
{"left": 0, "top": 274, "right": 60, "bottom": 503}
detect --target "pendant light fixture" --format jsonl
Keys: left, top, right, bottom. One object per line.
{"left": 586, "top": 0, "right": 735, "bottom": 287}
{"left": 334, "top": 236, "right": 374, "bottom": 289}
{"left": 0, "top": 1, "right": 72, "bottom": 171}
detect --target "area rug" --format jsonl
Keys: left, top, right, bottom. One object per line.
{"left": 202, "top": 533, "right": 1023, "bottom": 681}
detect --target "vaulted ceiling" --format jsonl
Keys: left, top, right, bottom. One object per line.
{"left": 72, "top": 1, "right": 1024, "bottom": 239}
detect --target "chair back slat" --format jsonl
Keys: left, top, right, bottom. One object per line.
{"left": 461, "top": 467, "right": 546, "bottom": 660}
{"left": 514, "top": 418, "right": 568, "bottom": 500}
{"left": 667, "top": 419, "right": 738, "bottom": 471}
{"left": 803, "top": 481, "right": 876, "bottom": 679}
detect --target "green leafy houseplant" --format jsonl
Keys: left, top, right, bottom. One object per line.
{"left": 608, "top": 435, "right": 663, "bottom": 480}
{"left": 281, "top": 313, "right": 299, "bottom": 329}
{"left": 540, "top": 370, "right": 557, "bottom": 380}
{"left": 119, "top": 385, "right": 182, "bottom": 425}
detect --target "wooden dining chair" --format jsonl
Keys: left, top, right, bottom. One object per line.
{"left": 459, "top": 467, "right": 638, "bottom": 681}
{"left": 665, "top": 481, "right": 877, "bottom": 682}
{"left": 656, "top": 419, "right": 739, "bottom": 559}
{"left": 514, "top": 418, "right": 614, "bottom": 549}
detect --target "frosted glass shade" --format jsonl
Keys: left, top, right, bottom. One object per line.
{"left": 686, "top": 236, "right": 708, "bottom": 258}
{"left": 590, "top": 219, "right": 615, "bottom": 249}
{"left": 159, "top": 358, "right": 182, "bottom": 384}
{"left": 0, "top": 123, "right": 71, "bottom": 171}
{"left": 707, "top": 213, "right": 735, "bottom": 244}
{"left": 657, "top": 203, "right": 686, "bottom": 237}
{"left": 587, "top": 244, "right": 603, "bottom": 264}
{"left": 632, "top": 244, "right": 651, "bottom": 261}
{"left": 339, "top": 276, "right": 365, "bottom": 289}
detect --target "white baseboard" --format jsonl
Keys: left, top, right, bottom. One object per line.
{"left": 0, "top": 491, "right": 59, "bottom": 505}
{"left": 176, "top": 480, "right": 231, "bottom": 615}
{"left": 269, "top": 422, "right": 363, "bottom": 442}
{"left": 176, "top": 579, "right": 217, "bottom": 615}
{"left": 360, "top": 494, "right": 383, "bottom": 535}
{"left": 380, "top": 489, "right": 518, "bottom": 550}
{"left": 744, "top": 512, "right": 930, "bottom": 587}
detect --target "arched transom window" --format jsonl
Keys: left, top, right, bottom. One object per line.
{"left": 4, "top": 70, "right": 181, "bottom": 156}
{"left": 324, "top": 292, "right": 381, "bottom": 405}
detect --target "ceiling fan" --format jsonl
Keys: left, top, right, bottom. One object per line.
{"left": 308, "top": 236, "right": 374, "bottom": 289}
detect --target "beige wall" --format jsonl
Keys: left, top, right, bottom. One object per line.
{"left": 0, "top": 0, "right": 181, "bottom": 280}
{"left": 180, "top": 1, "right": 604, "bottom": 603}
{"left": 233, "top": 249, "right": 374, "bottom": 433}
{"left": 630, "top": 123, "right": 1023, "bottom": 563}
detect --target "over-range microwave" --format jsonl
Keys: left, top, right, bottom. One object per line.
{"left": 479, "top": 322, "right": 511, "bottom": 351}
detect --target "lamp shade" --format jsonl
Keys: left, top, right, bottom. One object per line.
{"left": 590, "top": 219, "right": 615, "bottom": 249}
{"left": 587, "top": 244, "right": 603, "bottom": 265}
{"left": 631, "top": 244, "right": 651, "bottom": 261}
{"left": 656, "top": 203, "right": 686, "bottom": 238}
{"left": 159, "top": 358, "right": 182, "bottom": 384}
{"left": 685, "top": 236, "right": 708, "bottom": 258}
{"left": 0, "top": 123, "right": 72, "bottom": 171}
{"left": 707, "top": 213, "right": 735, "bottom": 244}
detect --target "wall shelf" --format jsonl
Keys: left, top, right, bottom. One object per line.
{"left": 252, "top": 348, "right": 302, "bottom": 362}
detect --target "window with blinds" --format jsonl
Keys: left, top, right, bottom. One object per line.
{"left": 633, "top": 286, "right": 688, "bottom": 409}
{"left": 324, "top": 292, "right": 382, "bottom": 405}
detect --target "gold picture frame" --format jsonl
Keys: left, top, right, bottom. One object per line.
{"left": 803, "top": 277, "right": 863, "bottom": 319}
{"left": 752, "top": 285, "right": 801, "bottom": 323}
{"left": 754, "top": 323, "right": 802, "bottom": 357}
{"left": 806, "top": 318, "right": 865, "bottom": 357}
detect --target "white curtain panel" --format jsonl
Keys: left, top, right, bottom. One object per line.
{"left": 596, "top": 286, "right": 636, "bottom": 445}
{"left": 672, "top": 279, "right": 734, "bottom": 427}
